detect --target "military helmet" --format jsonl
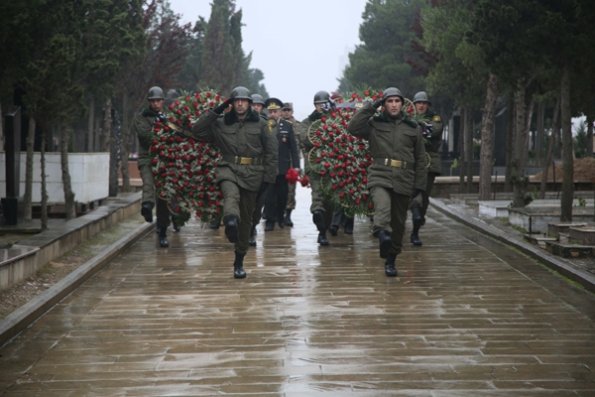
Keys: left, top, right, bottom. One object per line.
{"left": 382, "top": 87, "right": 404, "bottom": 103}
{"left": 413, "top": 91, "right": 431, "bottom": 104}
{"left": 251, "top": 93, "right": 265, "bottom": 105}
{"left": 313, "top": 90, "right": 330, "bottom": 104}
{"left": 147, "top": 86, "right": 164, "bottom": 100}
{"left": 230, "top": 86, "right": 252, "bottom": 101}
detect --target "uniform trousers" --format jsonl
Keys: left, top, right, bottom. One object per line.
{"left": 220, "top": 180, "right": 258, "bottom": 255}
{"left": 138, "top": 160, "right": 170, "bottom": 229}
{"left": 371, "top": 186, "right": 410, "bottom": 256}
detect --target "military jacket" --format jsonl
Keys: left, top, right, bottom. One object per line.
{"left": 192, "top": 109, "right": 278, "bottom": 192}
{"left": 270, "top": 118, "right": 300, "bottom": 175}
{"left": 416, "top": 109, "right": 444, "bottom": 174}
{"left": 300, "top": 110, "right": 326, "bottom": 173}
{"left": 132, "top": 107, "right": 163, "bottom": 166}
{"left": 347, "top": 102, "right": 427, "bottom": 196}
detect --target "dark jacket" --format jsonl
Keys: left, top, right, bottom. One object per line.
{"left": 270, "top": 118, "right": 300, "bottom": 176}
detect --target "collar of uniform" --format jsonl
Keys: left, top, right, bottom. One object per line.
{"left": 224, "top": 108, "right": 261, "bottom": 125}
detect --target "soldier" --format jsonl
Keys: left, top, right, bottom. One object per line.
{"left": 191, "top": 86, "right": 278, "bottom": 279}
{"left": 133, "top": 86, "right": 171, "bottom": 248}
{"left": 251, "top": 94, "right": 267, "bottom": 119}
{"left": 409, "top": 91, "right": 444, "bottom": 246}
{"left": 301, "top": 90, "right": 335, "bottom": 246}
{"left": 281, "top": 102, "right": 303, "bottom": 227}
{"left": 263, "top": 98, "right": 300, "bottom": 231}
{"left": 347, "top": 87, "right": 427, "bottom": 277}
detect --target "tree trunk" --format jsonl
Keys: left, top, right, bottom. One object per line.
{"left": 120, "top": 92, "right": 131, "bottom": 192}
{"left": 463, "top": 108, "right": 473, "bottom": 193}
{"left": 60, "top": 125, "right": 76, "bottom": 219}
{"left": 511, "top": 81, "right": 529, "bottom": 208}
{"left": 40, "top": 127, "right": 48, "bottom": 230}
{"left": 478, "top": 73, "right": 499, "bottom": 200}
{"left": 587, "top": 113, "right": 594, "bottom": 158}
{"left": 23, "top": 116, "right": 36, "bottom": 221}
{"left": 504, "top": 93, "right": 514, "bottom": 192}
{"left": 458, "top": 107, "right": 465, "bottom": 192}
{"left": 87, "top": 95, "right": 95, "bottom": 152}
{"left": 539, "top": 98, "right": 560, "bottom": 199}
{"left": 0, "top": 103, "right": 4, "bottom": 151}
{"left": 560, "top": 66, "right": 573, "bottom": 222}
{"left": 535, "top": 100, "right": 545, "bottom": 166}
{"left": 106, "top": 99, "right": 120, "bottom": 197}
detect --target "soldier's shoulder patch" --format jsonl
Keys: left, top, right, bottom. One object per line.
{"left": 432, "top": 115, "right": 441, "bottom": 122}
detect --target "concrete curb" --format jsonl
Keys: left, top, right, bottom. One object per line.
{"left": 431, "top": 198, "right": 595, "bottom": 293}
{"left": 0, "top": 221, "right": 153, "bottom": 347}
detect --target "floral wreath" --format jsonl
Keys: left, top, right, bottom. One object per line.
{"left": 150, "top": 89, "right": 224, "bottom": 225}
{"left": 307, "top": 89, "right": 417, "bottom": 217}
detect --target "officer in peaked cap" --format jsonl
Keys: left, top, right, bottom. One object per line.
{"left": 261, "top": 97, "right": 300, "bottom": 232}
{"left": 282, "top": 102, "right": 304, "bottom": 227}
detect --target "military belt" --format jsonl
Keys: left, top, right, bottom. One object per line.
{"left": 375, "top": 158, "right": 414, "bottom": 170}
{"left": 222, "top": 155, "right": 263, "bottom": 165}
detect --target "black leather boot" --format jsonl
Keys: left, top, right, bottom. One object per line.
{"left": 284, "top": 209, "right": 293, "bottom": 227}
{"left": 343, "top": 216, "right": 354, "bottom": 235}
{"left": 157, "top": 226, "right": 169, "bottom": 248}
{"left": 141, "top": 201, "right": 154, "bottom": 223}
{"left": 208, "top": 217, "right": 220, "bottom": 230}
{"left": 378, "top": 230, "right": 392, "bottom": 258}
{"left": 313, "top": 210, "right": 329, "bottom": 246}
{"left": 223, "top": 215, "right": 239, "bottom": 243}
{"left": 410, "top": 221, "right": 423, "bottom": 246}
{"left": 384, "top": 254, "right": 397, "bottom": 277}
{"left": 233, "top": 251, "right": 246, "bottom": 279}
{"left": 248, "top": 226, "right": 257, "bottom": 247}
{"left": 317, "top": 232, "right": 329, "bottom": 246}
{"left": 264, "top": 220, "right": 275, "bottom": 231}
{"left": 410, "top": 207, "right": 423, "bottom": 246}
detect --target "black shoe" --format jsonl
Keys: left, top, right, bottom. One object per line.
{"left": 158, "top": 227, "right": 169, "bottom": 248}
{"left": 284, "top": 210, "right": 293, "bottom": 227}
{"left": 209, "top": 218, "right": 221, "bottom": 230}
{"left": 248, "top": 226, "right": 257, "bottom": 247}
{"left": 312, "top": 210, "right": 326, "bottom": 232}
{"left": 378, "top": 230, "right": 392, "bottom": 258}
{"left": 344, "top": 217, "right": 354, "bottom": 235}
{"left": 264, "top": 221, "right": 275, "bottom": 231}
{"left": 410, "top": 232, "right": 422, "bottom": 246}
{"left": 317, "top": 232, "right": 329, "bottom": 246}
{"left": 329, "top": 225, "right": 338, "bottom": 236}
{"left": 277, "top": 221, "right": 284, "bottom": 229}
{"left": 223, "top": 215, "right": 239, "bottom": 243}
{"left": 385, "top": 264, "right": 397, "bottom": 277}
{"left": 141, "top": 201, "right": 154, "bottom": 223}
{"left": 233, "top": 251, "right": 246, "bottom": 279}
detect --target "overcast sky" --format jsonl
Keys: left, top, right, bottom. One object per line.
{"left": 168, "top": 0, "right": 367, "bottom": 120}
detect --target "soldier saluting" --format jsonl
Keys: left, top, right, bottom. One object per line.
{"left": 347, "top": 87, "right": 427, "bottom": 277}
{"left": 191, "top": 86, "right": 278, "bottom": 279}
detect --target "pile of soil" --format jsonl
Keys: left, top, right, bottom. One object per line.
{"left": 532, "top": 157, "right": 595, "bottom": 183}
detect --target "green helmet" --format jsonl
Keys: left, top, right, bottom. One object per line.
{"left": 313, "top": 90, "right": 330, "bottom": 104}
{"left": 382, "top": 87, "right": 404, "bottom": 103}
{"left": 147, "top": 86, "right": 164, "bottom": 100}
{"left": 413, "top": 91, "right": 430, "bottom": 104}
{"left": 230, "top": 86, "right": 252, "bottom": 101}
{"left": 251, "top": 93, "right": 265, "bottom": 105}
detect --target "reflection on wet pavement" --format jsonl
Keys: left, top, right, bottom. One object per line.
{"left": 1, "top": 186, "right": 594, "bottom": 396}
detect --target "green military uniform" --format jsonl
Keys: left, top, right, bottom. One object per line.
{"left": 301, "top": 110, "right": 334, "bottom": 243}
{"left": 132, "top": 107, "right": 170, "bottom": 230}
{"left": 347, "top": 101, "right": 427, "bottom": 258}
{"left": 192, "top": 108, "right": 278, "bottom": 256}
{"left": 415, "top": 109, "right": 444, "bottom": 218}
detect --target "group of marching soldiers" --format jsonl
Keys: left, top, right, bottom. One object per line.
{"left": 133, "top": 85, "right": 443, "bottom": 279}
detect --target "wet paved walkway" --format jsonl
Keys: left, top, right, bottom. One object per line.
{"left": 1, "top": 187, "right": 594, "bottom": 396}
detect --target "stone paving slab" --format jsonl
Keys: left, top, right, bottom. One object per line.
{"left": 0, "top": 187, "right": 593, "bottom": 396}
